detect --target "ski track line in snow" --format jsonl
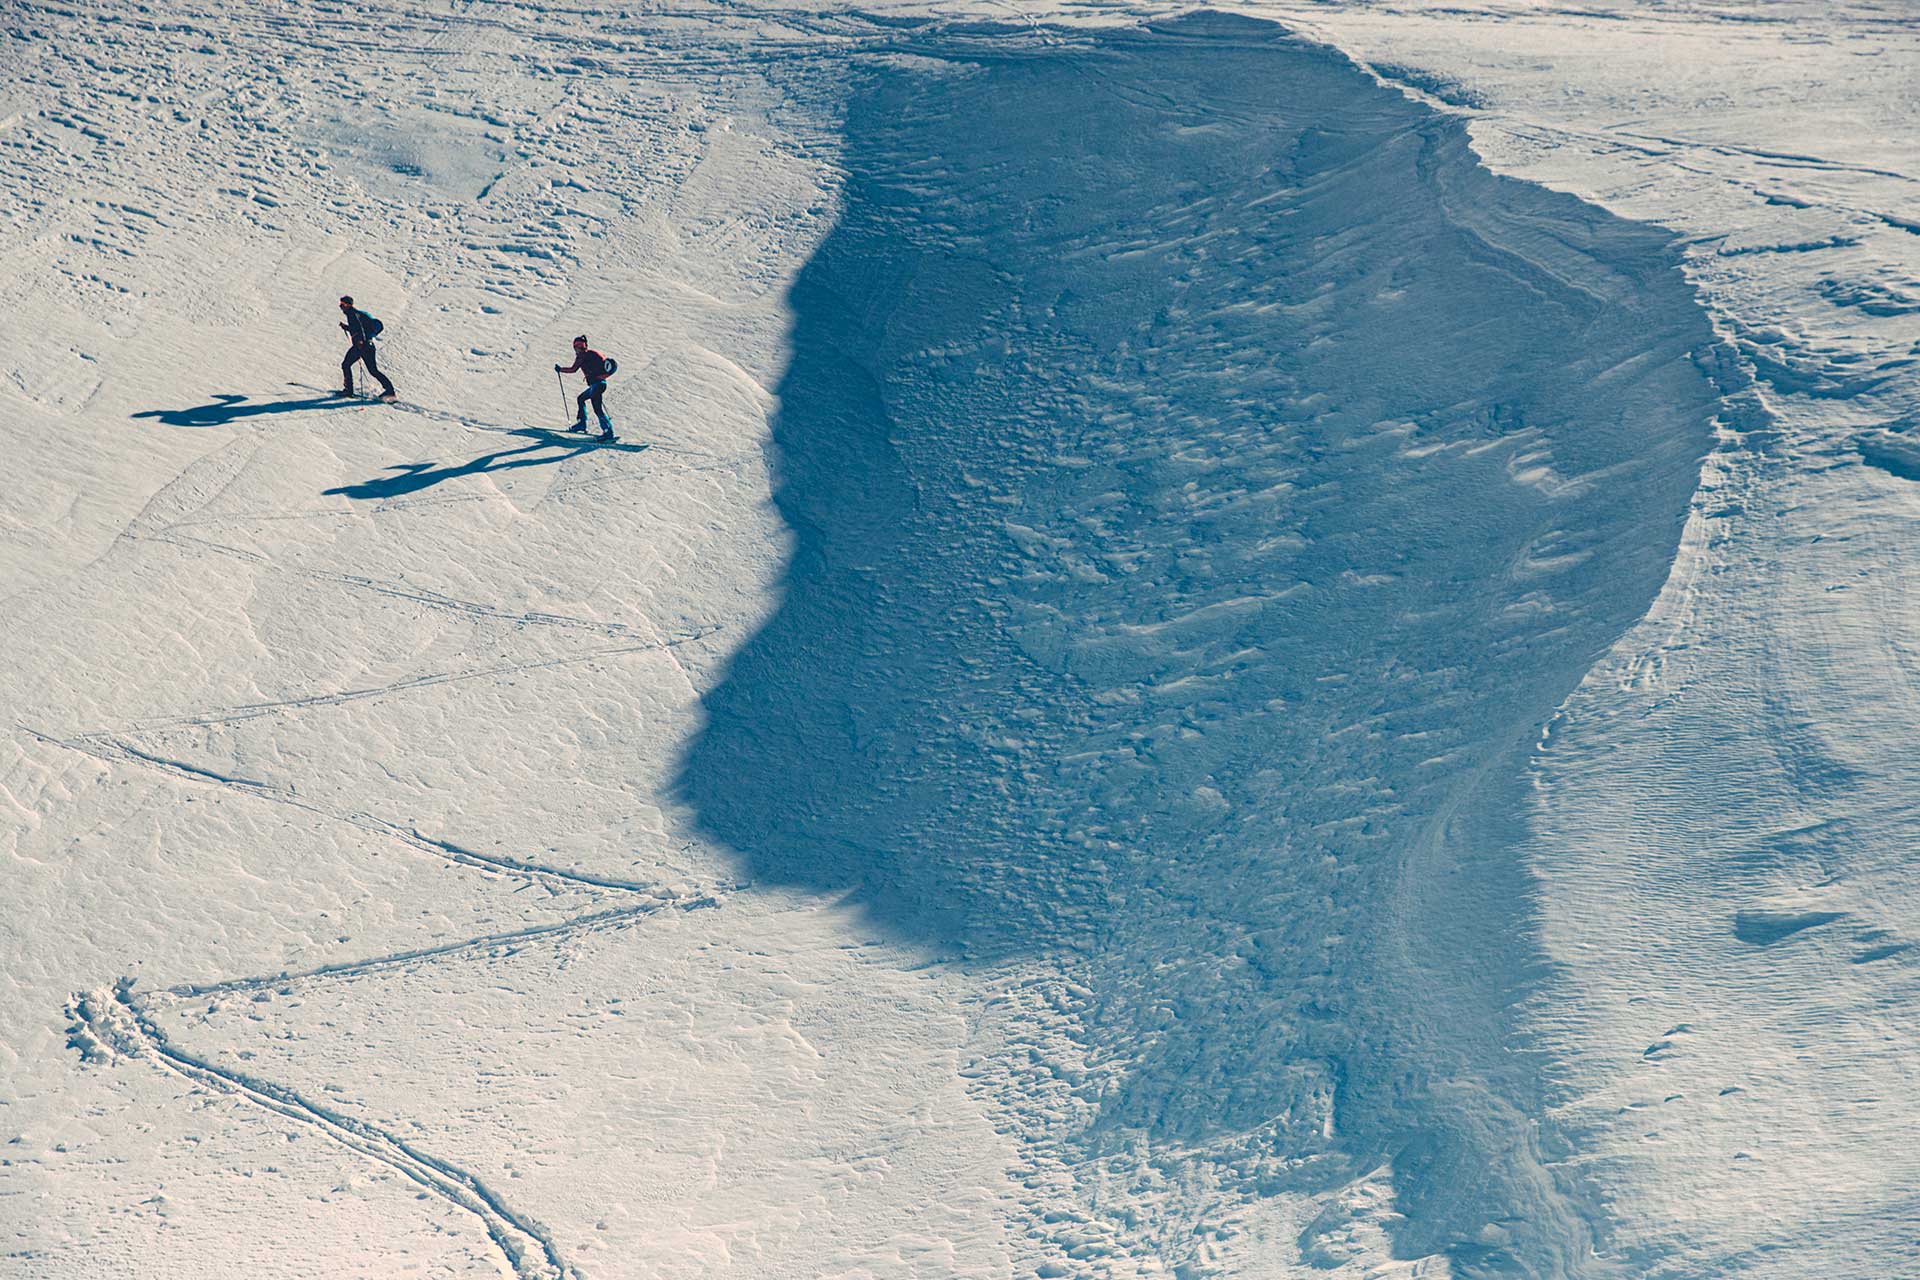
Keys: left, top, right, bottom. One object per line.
{"left": 24, "top": 728, "right": 665, "bottom": 895}
{"left": 50, "top": 629, "right": 719, "bottom": 737}
{"left": 39, "top": 715, "right": 725, "bottom": 1280}
{"left": 1607, "top": 128, "right": 1920, "bottom": 186}
{"left": 1495, "top": 118, "right": 1920, "bottom": 223}
{"left": 137, "top": 445, "right": 745, "bottom": 533}
{"left": 152, "top": 895, "right": 721, "bottom": 1006}
{"left": 68, "top": 980, "right": 575, "bottom": 1280}
{"left": 146, "top": 526, "right": 713, "bottom": 641}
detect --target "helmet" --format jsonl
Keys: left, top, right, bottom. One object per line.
{"left": 339, "top": 295, "right": 353, "bottom": 306}
{"left": 573, "top": 335, "right": 588, "bottom": 346}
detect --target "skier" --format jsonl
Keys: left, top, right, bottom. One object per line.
{"left": 555, "top": 335, "right": 616, "bottom": 440}
{"left": 337, "top": 296, "right": 397, "bottom": 401}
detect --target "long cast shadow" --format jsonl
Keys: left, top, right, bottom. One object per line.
{"left": 133, "top": 394, "right": 348, "bottom": 428}
{"left": 324, "top": 430, "right": 643, "bottom": 500}
{"left": 681, "top": 13, "right": 1723, "bottom": 1274}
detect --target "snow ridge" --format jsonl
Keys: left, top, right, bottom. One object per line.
{"left": 686, "top": 14, "right": 1726, "bottom": 1275}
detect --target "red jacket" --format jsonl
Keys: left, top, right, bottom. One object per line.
{"left": 559, "top": 349, "right": 610, "bottom": 382}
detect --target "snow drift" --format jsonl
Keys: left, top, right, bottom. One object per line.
{"left": 1, "top": 1, "right": 1784, "bottom": 1273}
{"left": 684, "top": 14, "right": 1725, "bottom": 1273}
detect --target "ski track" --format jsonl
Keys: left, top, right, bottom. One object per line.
{"left": 25, "top": 727, "right": 677, "bottom": 896}
{"left": 156, "top": 896, "right": 720, "bottom": 1005}
{"left": 30, "top": 694, "right": 722, "bottom": 1279}
{"left": 67, "top": 982, "right": 574, "bottom": 1280}
{"left": 42, "top": 626, "right": 717, "bottom": 738}
{"left": 58, "top": 892, "right": 726, "bottom": 1280}
{"left": 23, "top": 554, "right": 718, "bottom": 1275}
{"left": 140, "top": 450, "right": 748, "bottom": 531}
{"left": 138, "top": 525, "right": 712, "bottom": 644}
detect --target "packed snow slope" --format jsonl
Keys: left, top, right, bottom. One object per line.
{"left": 1, "top": 0, "right": 1913, "bottom": 1278}
{"left": 684, "top": 13, "right": 1720, "bottom": 1275}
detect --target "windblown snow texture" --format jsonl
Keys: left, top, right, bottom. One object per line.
{"left": 12, "top": 0, "right": 1852, "bottom": 1272}
{"left": 685, "top": 14, "right": 1721, "bottom": 1273}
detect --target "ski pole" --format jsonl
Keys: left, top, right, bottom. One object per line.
{"left": 556, "top": 369, "right": 570, "bottom": 425}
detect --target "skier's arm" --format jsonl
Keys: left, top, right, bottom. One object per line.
{"left": 555, "top": 359, "right": 580, "bottom": 373}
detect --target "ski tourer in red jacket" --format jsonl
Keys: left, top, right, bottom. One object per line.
{"left": 555, "top": 335, "right": 614, "bottom": 438}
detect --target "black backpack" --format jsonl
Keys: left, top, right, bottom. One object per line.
{"left": 362, "top": 313, "right": 385, "bottom": 339}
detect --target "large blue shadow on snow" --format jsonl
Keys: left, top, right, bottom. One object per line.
{"left": 683, "top": 14, "right": 1721, "bottom": 1275}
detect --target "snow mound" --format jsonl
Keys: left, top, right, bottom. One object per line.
{"left": 685, "top": 14, "right": 1723, "bottom": 1274}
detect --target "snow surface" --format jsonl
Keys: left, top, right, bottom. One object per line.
{"left": 1, "top": 1, "right": 1916, "bottom": 1278}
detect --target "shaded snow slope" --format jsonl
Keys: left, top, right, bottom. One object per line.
{"left": 684, "top": 14, "right": 1722, "bottom": 1274}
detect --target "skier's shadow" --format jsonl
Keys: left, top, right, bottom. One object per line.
{"left": 323, "top": 429, "right": 644, "bottom": 500}
{"left": 132, "top": 393, "right": 345, "bottom": 428}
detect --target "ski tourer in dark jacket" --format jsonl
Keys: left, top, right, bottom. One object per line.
{"left": 556, "top": 335, "right": 614, "bottom": 438}
{"left": 338, "top": 295, "right": 396, "bottom": 400}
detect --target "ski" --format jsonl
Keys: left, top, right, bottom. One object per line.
{"left": 540, "top": 426, "right": 622, "bottom": 444}
{"left": 292, "top": 383, "right": 427, "bottom": 413}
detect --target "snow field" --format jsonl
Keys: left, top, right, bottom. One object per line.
{"left": 5, "top": 0, "right": 1914, "bottom": 1276}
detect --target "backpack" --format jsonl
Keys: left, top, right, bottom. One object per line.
{"left": 602, "top": 355, "right": 617, "bottom": 376}
{"left": 362, "top": 313, "right": 385, "bottom": 339}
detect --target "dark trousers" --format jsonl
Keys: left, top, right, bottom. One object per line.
{"left": 576, "top": 379, "right": 609, "bottom": 424}
{"left": 343, "top": 343, "right": 395, "bottom": 396}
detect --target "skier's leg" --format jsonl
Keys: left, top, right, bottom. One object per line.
{"left": 363, "top": 346, "right": 397, "bottom": 398}
{"left": 340, "top": 347, "right": 359, "bottom": 394}
{"left": 589, "top": 381, "right": 611, "bottom": 430}
{"left": 573, "top": 386, "right": 592, "bottom": 430}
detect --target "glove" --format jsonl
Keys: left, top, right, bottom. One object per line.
{"left": 553, "top": 365, "right": 563, "bottom": 372}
